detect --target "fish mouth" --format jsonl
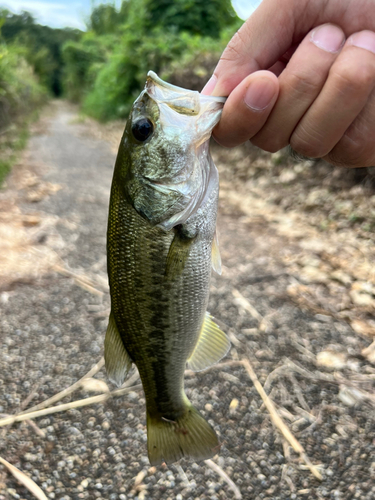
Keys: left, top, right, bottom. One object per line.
{"left": 146, "top": 71, "right": 226, "bottom": 118}
{"left": 147, "top": 71, "right": 227, "bottom": 105}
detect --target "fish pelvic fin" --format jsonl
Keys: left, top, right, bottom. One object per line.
{"left": 147, "top": 403, "right": 219, "bottom": 466}
{"left": 187, "top": 312, "right": 230, "bottom": 372}
{"left": 104, "top": 312, "right": 132, "bottom": 387}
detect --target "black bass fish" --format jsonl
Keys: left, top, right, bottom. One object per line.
{"left": 105, "top": 71, "right": 230, "bottom": 465}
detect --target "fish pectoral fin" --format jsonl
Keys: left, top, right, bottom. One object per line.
{"left": 211, "top": 230, "right": 222, "bottom": 275}
{"left": 187, "top": 312, "right": 230, "bottom": 372}
{"left": 104, "top": 312, "right": 132, "bottom": 387}
{"left": 165, "top": 231, "right": 194, "bottom": 280}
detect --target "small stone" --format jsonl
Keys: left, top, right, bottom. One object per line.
{"left": 315, "top": 314, "right": 332, "bottom": 323}
{"left": 68, "top": 427, "right": 80, "bottom": 435}
{"left": 80, "top": 479, "right": 89, "bottom": 488}
{"left": 300, "top": 266, "right": 328, "bottom": 284}
{"left": 330, "top": 270, "right": 352, "bottom": 286}
{"left": 229, "top": 399, "right": 239, "bottom": 412}
{"left": 317, "top": 350, "right": 347, "bottom": 370}
{"left": 362, "top": 341, "right": 375, "bottom": 363}
{"left": 338, "top": 386, "right": 365, "bottom": 406}
{"left": 351, "top": 319, "right": 375, "bottom": 337}
{"left": 350, "top": 290, "right": 374, "bottom": 306}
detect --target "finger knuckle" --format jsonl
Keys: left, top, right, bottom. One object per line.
{"left": 287, "top": 70, "right": 321, "bottom": 97}
{"left": 290, "top": 125, "right": 327, "bottom": 158}
{"left": 251, "top": 132, "right": 287, "bottom": 153}
{"left": 326, "top": 135, "right": 373, "bottom": 168}
{"left": 223, "top": 31, "right": 245, "bottom": 61}
{"left": 333, "top": 60, "right": 374, "bottom": 93}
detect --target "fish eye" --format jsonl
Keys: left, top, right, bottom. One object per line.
{"left": 131, "top": 118, "right": 154, "bottom": 142}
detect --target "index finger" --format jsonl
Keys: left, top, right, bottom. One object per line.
{"left": 210, "top": 0, "right": 336, "bottom": 97}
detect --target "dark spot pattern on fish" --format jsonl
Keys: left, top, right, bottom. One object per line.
{"left": 105, "top": 73, "right": 225, "bottom": 464}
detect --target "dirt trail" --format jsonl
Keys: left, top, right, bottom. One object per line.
{"left": 0, "top": 101, "right": 374, "bottom": 500}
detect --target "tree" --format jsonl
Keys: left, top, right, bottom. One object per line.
{"left": 0, "top": 9, "right": 81, "bottom": 95}
{"left": 88, "top": 3, "right": 122, "bottom": 35}
{"left": 144, "top": 0, "right": 240, "bottom": 38}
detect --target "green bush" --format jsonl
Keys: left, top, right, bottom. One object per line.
{"left": 81, "top": 25, "right": 239, "bottom": 121}
{"left": 62, "top": 33, "right": 112, "bottom": 102}
{"left": 62, "top": 0, "right": 241, "bottom": 122}
{"left": 0, "top": 44, "right": 46, "bottom": 185}
{"left": 0, "top": 44, "right": 46, "bottom": 128}
{"left": 0, "top": 8, "right": 81, "bottom": 96}
{"left": 144, "top": 0, "right": 239, "bottom": 38}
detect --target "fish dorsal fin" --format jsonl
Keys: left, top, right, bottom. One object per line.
{"left": 104, "top": 312, "right": 132, "bottom": 387}
{"left": 165, "top": 231, "right": 195, "bottom": 280}
{"left": 187, "top": 312, "right": 230, "bottom": 372}
{"left": 211, "top": 231, "right": 221, "bottom": 275}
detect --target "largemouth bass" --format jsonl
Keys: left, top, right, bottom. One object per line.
{"left": 105, "top": 71, "right": 230, "bottom": 465}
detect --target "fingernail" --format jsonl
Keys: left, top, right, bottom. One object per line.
{"left": 201, "top": 75, "right": 217, "bottom": 95}
{"left": 244, "top": 78, "right": 275, "bottom": 111}
{"left": 349, "top": 30, "right": 375, "bottom": 54}
{"left": 311, "top": 24, "right": 345, "bottom": 53}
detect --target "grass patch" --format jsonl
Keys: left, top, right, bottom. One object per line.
{"left": 0, "top": 158, "right": 13, "bottom": 186}
{"left": 0, "top": 118, "right": 34, "bottom": 187}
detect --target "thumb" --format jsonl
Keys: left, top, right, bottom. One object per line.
{"left": 209, "top": 0, "right": 317, "bottom": 96}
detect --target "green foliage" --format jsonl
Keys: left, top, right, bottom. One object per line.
{"left": 0, "top": 43, "right": 44, "bottom": 185}
{"left": 69, "top": 0, "right": 241, "bottom": 121}
{"left": 88, "top": 3, "right": 125, "bottom": 35}
{"left": 62, "top": 33, "right": 112, "bottom": 102}
{"left": 0, "top": 159, "right": 12, "bottom": 186}
{"left": 0, "top": 124, "right": 30, "bottom": 186}
{"left": 0, "top": 8, "right": 81, "bottom": 95}
{"left": 0, "top": 44, "right": 46, "bottom": 127}
{"left": 82, "top": 27, "right": 191, "bottom": 120}
{"left": 145, "top": 0, "right": 240, "bottom": 38}
{"left": 1, "top": 0, "right": 242, "bottom": 124}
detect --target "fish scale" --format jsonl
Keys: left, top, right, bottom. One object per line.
{"left": 109, "top": 195, "right": 212, "bottom": 414}
{"left": 105, "top": 72, "right": 230, "bottom": 465}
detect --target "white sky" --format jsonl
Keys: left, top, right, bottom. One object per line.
{"left": 232, "top": 0, "right": 263, "bottom": 20}
{"left": 1, "top": 0, "right": 122, "bottom": 30}
{"left": 1, "top": 0, "right": 261, "bottom": 30}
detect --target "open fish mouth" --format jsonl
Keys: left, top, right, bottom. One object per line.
{"left": 146, "top": 71, "right": 226, "bottom": 117}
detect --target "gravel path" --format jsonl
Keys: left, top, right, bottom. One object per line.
{"left": 1, "top": 102, "right": 375, "bottom": 500}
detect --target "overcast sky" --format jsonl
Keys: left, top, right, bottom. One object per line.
{"left": 1, "top": 0, "right": 262, "bottom": 30}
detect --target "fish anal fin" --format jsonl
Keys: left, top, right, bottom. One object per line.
{"left": 187, "top": 312, "right": 230, "bottom": 372}
{"left": 104, "top": 312, "right": 132, "bottom": 387}
{"left": 147, "top": 403, "right": 219, "bottom": 466}
{"left": 165, "top": 231, "right": 194, "bottom": 280}
{"left": 211, "top": 231, "right": 221, "bottom": 275}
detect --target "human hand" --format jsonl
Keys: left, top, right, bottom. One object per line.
{"left": 202, "top": 0, "right": 375, "bottom": 167}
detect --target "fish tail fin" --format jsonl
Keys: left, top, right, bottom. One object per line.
{"left": 147, "top": 403, "right": 219, "bottom": 466}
